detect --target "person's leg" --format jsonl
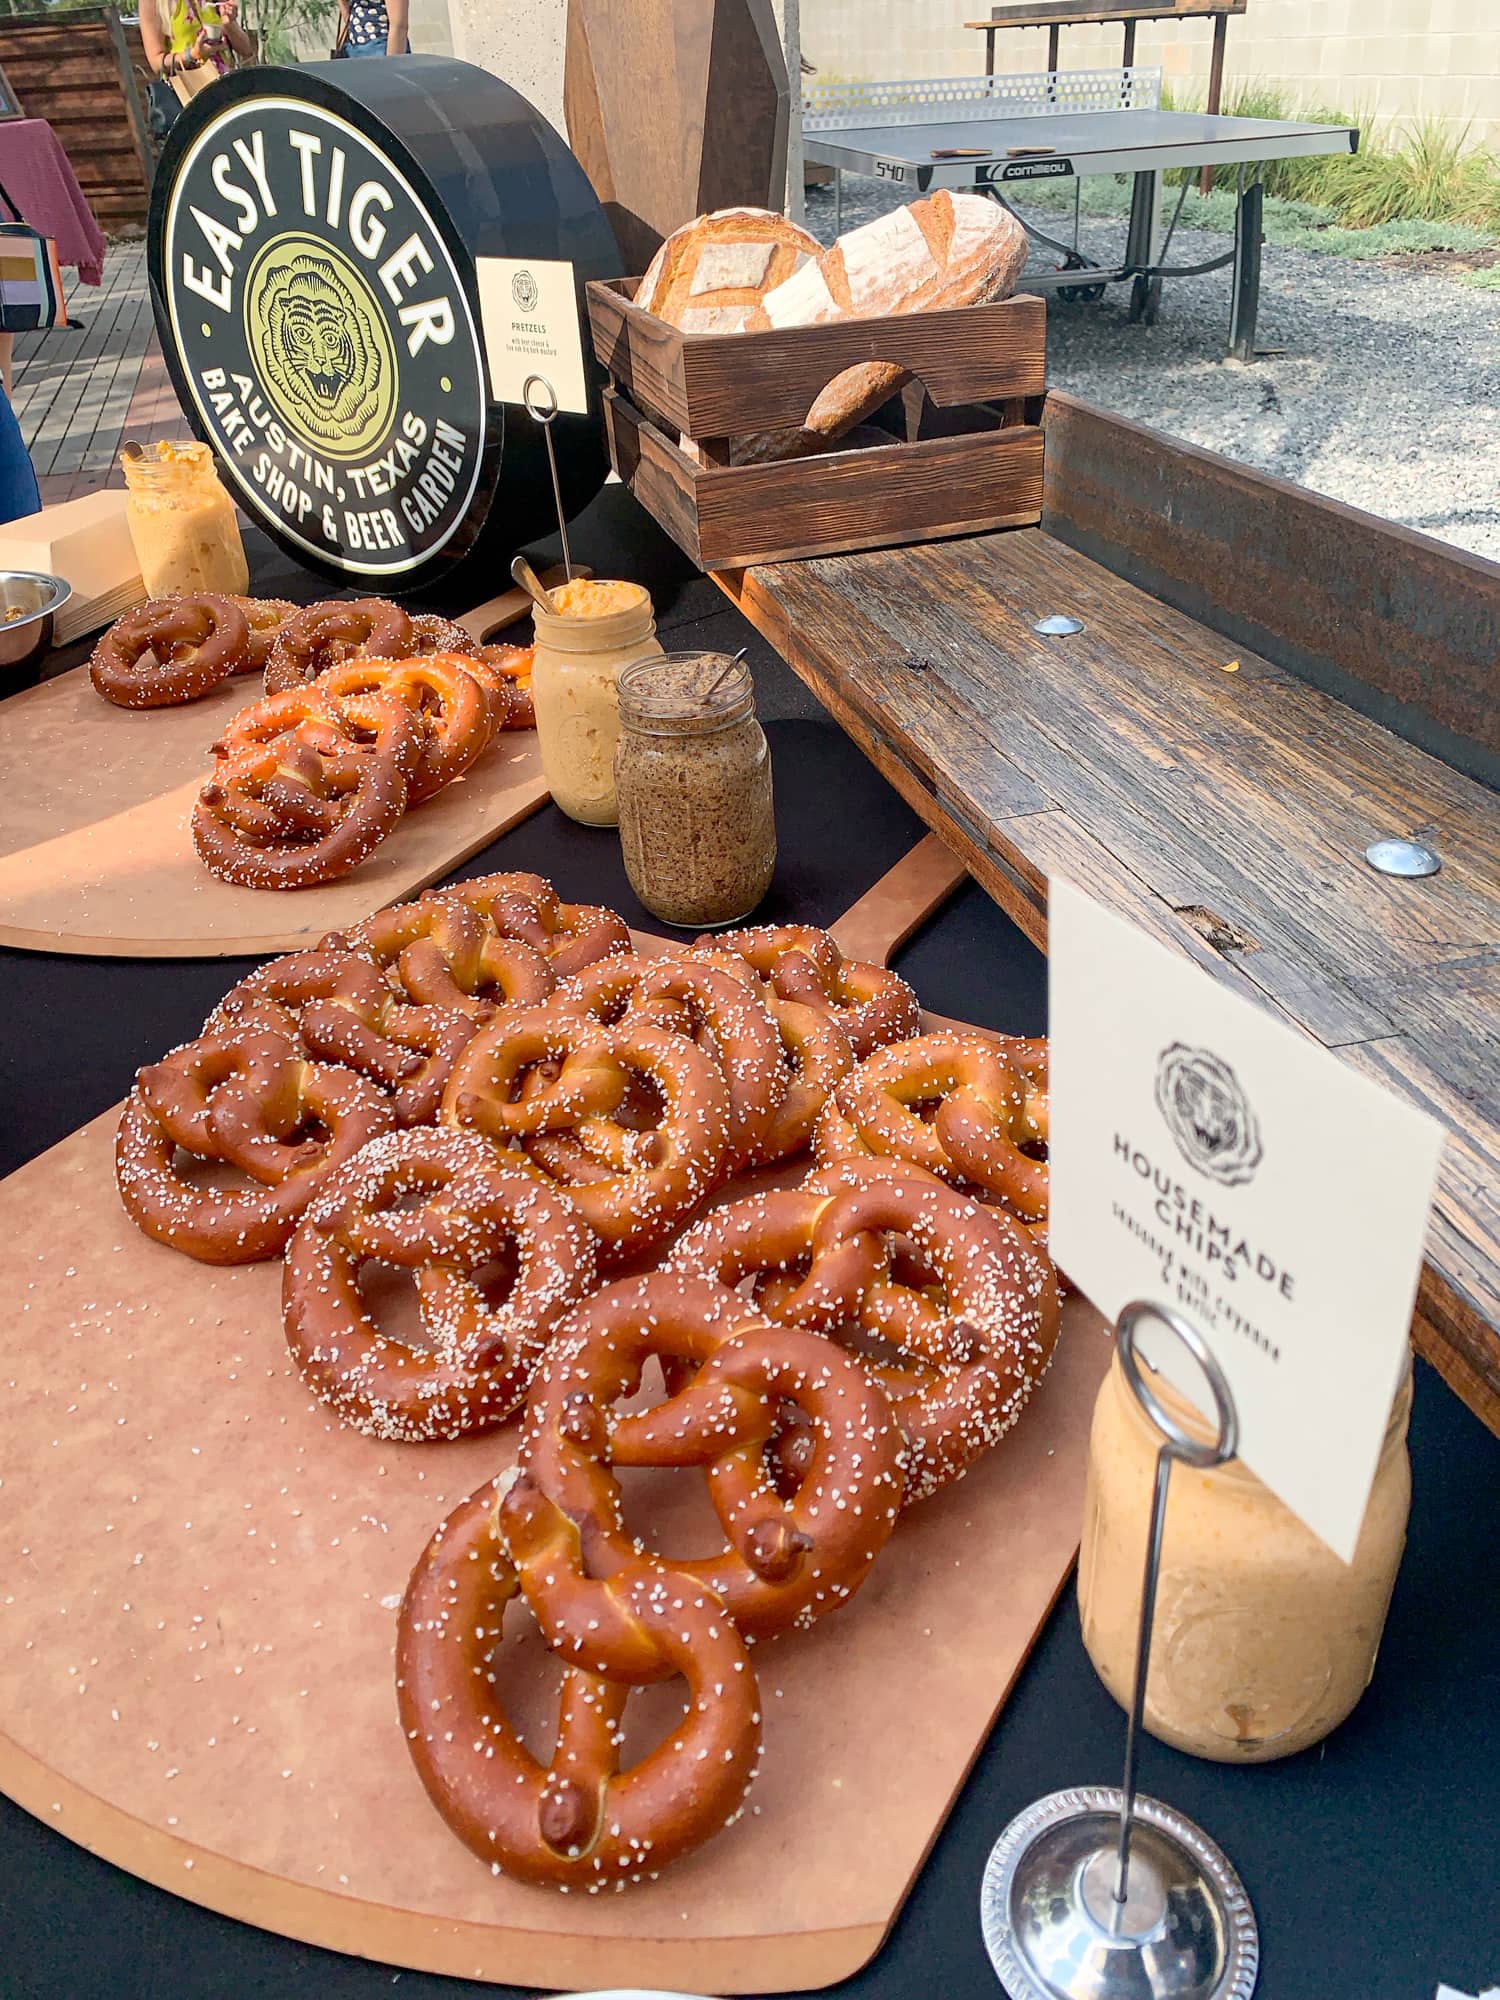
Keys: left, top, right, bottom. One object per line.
{"left": 0, "top": 384, "right": 40, "bottom": 524}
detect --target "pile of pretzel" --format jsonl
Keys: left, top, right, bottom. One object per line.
{"left": 113, "top": 876, "right": 1058, "bottom": 1890}
{"left": 89, "top": 591, "right": 535, "bottom": 890}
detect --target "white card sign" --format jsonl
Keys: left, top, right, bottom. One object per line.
{"left": 476, "top": 256, "right": 589, "bottom": 415}
{"left": 1048, "top": 878, "right": 1445, "bottom": 1562}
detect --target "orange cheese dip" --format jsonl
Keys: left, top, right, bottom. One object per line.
{"left": 550, "top": 578, "right": 649, "bottom": 618}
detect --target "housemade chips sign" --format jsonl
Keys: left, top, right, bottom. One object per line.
{"left": 157, "top": 94, "right": 488, "bottom": 581}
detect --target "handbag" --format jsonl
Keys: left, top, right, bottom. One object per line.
{"left": 0, "top": 174, "right": 67, "bottom": 333}
{"left": 330, "top": 6, "right": 350, "bottom": 56}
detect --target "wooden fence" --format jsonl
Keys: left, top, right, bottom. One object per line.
{"left": 0, "top": 6, "right": 155, "bottom": 232}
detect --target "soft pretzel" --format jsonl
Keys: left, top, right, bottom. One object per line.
{"left": 670, "top": 1159, "right": 1061, "bottom": 1504}
{"left": 551, "top": 952, "right": 785, "bottom": 1169}
{"left": 192, "top": 721, "right": 410, "bottom": 890}
{"left": 233, "top": 597, "right": 299, "bottom": 677}
{"left": 409, "top": 613, "right": 478, "bottom": 657}
{"left": 467, "top": 643, "right": 535, "bottom": 731}
{"left": 696, "top": 923, "right": 920, "bottom": 1058}
{"left": 397, "top": 1480, "right": 761, "bottom": 1888}
{"left": 693, "top": 945, "right": 855, "bottom": 1165}
{"left": 441, "top": 1007, "right": 731, "bottom": 1260}
{"left": 815, "top": 1031, "right": 1049, "bottom": 1223}
{"left": 116, "top": 1026, "right": 395, "bottom": 1263}
{"left": 208, "top": 685, "right": 423, "bottom": 789}
{"left": 317, "top": 653, "right": 492, "bottom": 803}
{"left": 264, "top": 597, "right": 415, "bottom": 693}
{"left": 328, "top": 890, "right": 555, "bottom": 1019}
{"left": 283, "top": 1130, "right": 596, "bottom": 1440}
{"left": 501, "top": 1273, "right": 906, "bottom": 1648}
{"left": 90, "top": 593, "right": 252, "bottom": 708}
{"left": 208, "top": 948, "right": 479, "bottom": 1125}
{"left": 453, "top": 871, "right": 630, "bottom": 979}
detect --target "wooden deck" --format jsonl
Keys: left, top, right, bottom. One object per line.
{"left": 10, "top": 243, "right": 184, "bottom": 505}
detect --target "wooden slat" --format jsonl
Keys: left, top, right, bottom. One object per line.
{"left": 716, "top": 447, "right": 1500, "bottom": 1438}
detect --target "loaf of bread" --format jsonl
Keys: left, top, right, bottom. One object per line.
{"left": 636, "top": 208, "right": 821, "bottom": 334}
{"left": 638, "top": 193, "right": 1029, "bottom": 462}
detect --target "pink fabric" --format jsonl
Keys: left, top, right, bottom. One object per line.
{"left": 0, "top": 119, "right": 107, "bottom": 287}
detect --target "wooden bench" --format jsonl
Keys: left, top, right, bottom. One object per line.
{"left": 718, "top": 391, "right": 1500, "bottom": 1435}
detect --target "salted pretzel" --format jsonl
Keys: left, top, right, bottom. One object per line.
{"left": 328, "top": 890, "right": 555, "bottom": 1019}
{"left": 116, "top": 1026, "right": 395, "bottom": 1263}
{"left": 233, "top": 597, "right": 298, "bottom": 676}
{"left": 441, "top": 1008, "right": 731, "bottom": 1259}
{"left": 815, "top": 1031, "right": 1049, "bottom": 1224}
{"left": 550, "top": 952, "right": 785, "bottom": 1168}
{"left": 409, "top": 613, "right": 478, "bottom": 657}
{"left": 264, "top": 597, "right": 415, "bottom": 693}
{"left": 283, "top": 1130, "right": 596, "bottom": 1440}
{"left": 193, "top": 722, "right": 410, "bottom": 890}
{"left": 691, "top": 946, "right": 854, "bottom": 1164}
{"left": 500, "top": 1273, "right": 906, "bottom": 1651}
{"left": 90, "top": 593, "right": 252, "bottom": 708}
{"left": 669, "top": 1159, "right": 1061, "bottom": 1505}
{"left": 452, "top": 871, "right": 630, "bottom": 980}
{"left": 467, "top": 643, "right": 535, "bottom": 730}
{"left": 697, "top": 923, "right": 920, "bottom": 1059}
{"left": 398, "top": 1479, "right": 761, "bottom": 1888}
{"left": 209, "top": 685, "right": 423, "bottom": 789}
{"left": 317, "top": 653, "right": 493, "bottom": 802}
{"left": 209, "top": 948, "right": 480, "bottom": 1125}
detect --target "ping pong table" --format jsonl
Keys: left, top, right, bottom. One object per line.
{"left": 802, "top": 70, "right": 1359, "bottom": 358}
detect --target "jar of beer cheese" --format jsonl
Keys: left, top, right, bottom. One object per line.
{"left": 1078, "top": 1346, "right": 1412, "bottom": 1762}
{"left": 614, "top": 651, "right": 775, "bottom": 928}
{"left": 122, "top": 441, "right": 249, "bottom": 600}
{"left": 530, "top": 580, "right": 661, "bottom": 826}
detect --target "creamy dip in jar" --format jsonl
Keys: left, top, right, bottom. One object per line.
{"left": 614, "top": 651, "right": 775, "bottom": 927}
{"left": 530, "top": 581, "right": 660, "bottom": 826}
{"left": 122, "top": 441, "right": 249, "bottom": 600}
{"left": 1078, "top": 1347, "right": 1411, "bottom": 1762}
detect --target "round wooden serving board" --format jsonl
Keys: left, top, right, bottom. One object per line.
{"left": 0, "top": 582, "right": 560, "bottom": 959}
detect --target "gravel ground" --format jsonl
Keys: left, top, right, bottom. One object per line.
{"left": 804, "top": 179, "right": 1500, "bottom": 562}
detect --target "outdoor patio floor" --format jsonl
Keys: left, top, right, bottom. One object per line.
{"left": 10, "top": 244, "right": 184, "bottom": 505}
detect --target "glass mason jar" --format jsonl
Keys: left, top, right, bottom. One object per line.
{"left": 1078, "top": 1347, "right": 1412, "bottom": 1763}
{"left": 121, "top": 441, "right": 249, "bottom": 599}
{"left": 530, "top": 582, "right": 661, "bottom": 826}
{"left": 614, "top": 651, "right": 776, "bottom": 928}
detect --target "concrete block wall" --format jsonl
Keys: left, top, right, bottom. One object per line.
{"left": 799, "top": 0, "right": 1500, "bottom": 145}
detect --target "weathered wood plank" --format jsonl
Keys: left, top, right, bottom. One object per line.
{"left": 718, "top": 482, "right": 1500, "bottom": 1437}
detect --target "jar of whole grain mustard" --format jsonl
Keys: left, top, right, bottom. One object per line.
{"left": 613, "top": 651, "right": 776, "bottom": 928}
{"left": 1078, "top": 1344, "right": 1412, "bottom": 1762}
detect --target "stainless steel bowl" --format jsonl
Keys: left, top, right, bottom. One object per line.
{"left": 0, "top": 570, "right": 72, "bottom": 676}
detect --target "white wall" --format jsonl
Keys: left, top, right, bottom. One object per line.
{"left": 800, "top": 0, "right": 1500, "bottom": 145}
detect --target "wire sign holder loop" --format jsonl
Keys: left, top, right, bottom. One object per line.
{"left": 523, "top": 373, "right": 574, "bottom": 582}
{"left": 980, "top": 1300, "right": 1260, "bottom": 2000}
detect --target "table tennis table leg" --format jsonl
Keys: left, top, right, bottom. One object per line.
{"left": 1125, "top": 170, "right": 1163, "bottom": 324}
{"left": 1229, "top": 179, "right": 1263, "bottom": 360}
{"left": 834, "top": 167, "right": 843, "bottom": 235}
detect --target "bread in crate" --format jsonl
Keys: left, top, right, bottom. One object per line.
{"left": 639, "top": 193, "right": 1029, "bottom": 461}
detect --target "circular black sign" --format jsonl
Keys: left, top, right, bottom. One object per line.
{"left": 159, "top": 94, "right": 487, "bottom": 582}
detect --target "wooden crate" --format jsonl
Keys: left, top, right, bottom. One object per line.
{"left": 586, "top": 276, "right": 1046, "bottom": 569}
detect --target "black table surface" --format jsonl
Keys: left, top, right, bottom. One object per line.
{"left": 2, "top": 490, "right": 1497, "bottom": 2000}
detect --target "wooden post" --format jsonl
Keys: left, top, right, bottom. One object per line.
{"left": 1047, "top": 23, "right": 1060, "bottom": 73}
{"left": 1200, "top": 9, "right": 1228, "bottom": 195}
{"left": 1121, "top": 18, "right": 1136, "bottom": 64}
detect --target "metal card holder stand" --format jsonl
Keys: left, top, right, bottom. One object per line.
{"left": 981, "top": 1301, "right": 1260, "bottom": 2000}
{"left": 523, "top": 373, "right": 575, "bottom": 580}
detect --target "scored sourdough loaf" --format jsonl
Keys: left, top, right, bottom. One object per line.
{"left": 636, "top": 207, "right": 821, "bottom": 334}
{"left": 743, "top": 190, "right": 1030, "bottom": 457}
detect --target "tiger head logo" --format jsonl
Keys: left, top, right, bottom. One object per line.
{"left": 246, "top": 241, "right": 395, "bottom": 457}
{"left": 1154, "top": 1043, "right": 1264, "bottom": 1188}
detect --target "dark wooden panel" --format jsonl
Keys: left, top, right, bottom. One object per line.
{"left": 564, "top": 0, "right": 788, "bottom": 279}
{"left": 588, "top": 279, "right": 1048, "bottom": 437}
{"left": 605, "top": 388, "right": 1044, "bottom": 568}
{"left": 717, "top": 494, "right": 1500, "bottom": 1438}
{"left": 1041, "top": 392, "right": 1500, "bottom": 790}
{"left": 0, "top": 7, "right": 152, "bottom": 230}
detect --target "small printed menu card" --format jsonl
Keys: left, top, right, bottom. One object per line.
{"left": 1048, "top": 878, "right": 1445, "bottom": 1562}
{"left": 476, "top": 256, "right": 589, "bottom": 415}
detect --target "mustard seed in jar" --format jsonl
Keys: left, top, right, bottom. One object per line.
{"left": 614, "top": 652, "right": 776, "bottom": 928}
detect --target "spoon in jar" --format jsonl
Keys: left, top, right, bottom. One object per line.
{"left": 510, "top": 554, "right": 560, "bottom": 615}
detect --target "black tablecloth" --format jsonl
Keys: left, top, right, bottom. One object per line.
{"left": 2, "top": 490, "right": 1497, "bottom": 2000}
